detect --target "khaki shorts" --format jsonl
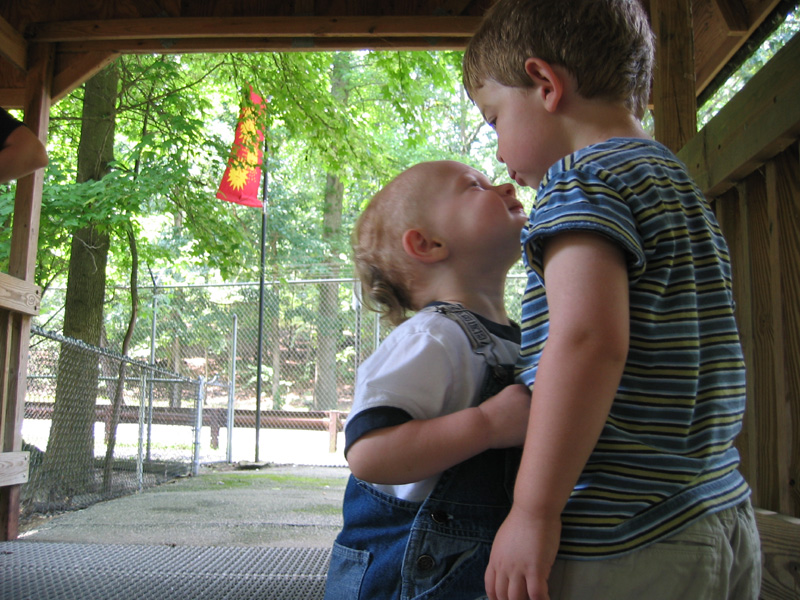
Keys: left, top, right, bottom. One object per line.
{"left": 549, "top": 500, "right": 762, "bottom": 600}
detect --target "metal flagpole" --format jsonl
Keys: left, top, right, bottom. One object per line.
{"left": 254, "top": 107, "right": 269, "bottom": 463}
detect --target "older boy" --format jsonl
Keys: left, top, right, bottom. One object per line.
{"left": 463, "top": 1, "right": 761, "bottom": 599}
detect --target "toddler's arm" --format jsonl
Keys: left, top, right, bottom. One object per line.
{"left": 485, "top": 232, "right": 629, "bottom": 600}
{"left": 347, "top": 383, "right": 530, "bottom": 484}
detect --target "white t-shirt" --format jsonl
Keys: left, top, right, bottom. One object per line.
{"left": 345, "top": 306, "right": 520, "bottom": 501}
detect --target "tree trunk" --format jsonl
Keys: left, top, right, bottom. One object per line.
{"left": 43, "top": 63, "right": 118, "bottom": 499}
{"left": 314, "top": 54, "right": 347, "bottom": 411}
{"left": 315, "top": 172, "right": 343, "bottom": 410}
{"left": 103, "top": 224, "right": 138, "bottom": 493}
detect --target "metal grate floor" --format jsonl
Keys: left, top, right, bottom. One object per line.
{"left": 0, "top": 541, "right": 331, "bottom": 600}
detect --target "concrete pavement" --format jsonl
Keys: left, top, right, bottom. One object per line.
{"left": 18, "top": 463, "right": 350, "bottom": 548}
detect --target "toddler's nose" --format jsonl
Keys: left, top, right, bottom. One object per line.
{"left": 497, "top": 182, "right": 516, "bottom": 197}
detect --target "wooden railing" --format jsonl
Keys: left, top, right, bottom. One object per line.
{"left": 23, "top": 402, "right": 346, "bottom": 453}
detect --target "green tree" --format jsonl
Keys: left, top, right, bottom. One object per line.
{"left": 43, "top": 63, "right": 119, "bottom": 495}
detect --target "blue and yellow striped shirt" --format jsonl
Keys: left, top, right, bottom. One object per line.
{"left": 518, "top": 138, "right": 750, "bottom": 559}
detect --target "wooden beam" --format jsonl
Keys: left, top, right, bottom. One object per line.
{"left": 0, "top": 42, "right": 52, "bottom": 542}
{"left": 294, "top": 0, "right": 314, "bottom": 15}
{"left": 772, "top": 146, "right": 800, "bottom": 517}
{"left": 755, "top": 509, "right": 800, "bottom": 600}
{"left": 0, "top": 14, "right": 26, "bottom": 71}
{"left": 0, "top": 452, "right": 28, "bottom": 487}
{"left": 28, "top": 16, "right": 481, "bottom": 42}
{"left": 694, "top": 0, "right": 783, "bottom": 107}
{"left": 0, "top": 273, "right": 40, "bottom": 316}
{"left": 55, "top": 36, "right": 470, "bottom": 55}
{"left": 678, "top": 32, "right": 800, "bottom": 198}
{"left": 765, "top": 158, "right": 793, "bottom": 516}
{"left": 0, "top": 88, "right": 25, "bottom": 109}
{"left": 651, "top": 0, "right": 697, "bottom": 153}
{"left": 712, "top": 0, "right": 750, "bottom": 35}
{"left": 52, "top": 50, "right": 118, "bottom": 103}
{"left": 715, "top": 186, "right": 759, "bottom": 502}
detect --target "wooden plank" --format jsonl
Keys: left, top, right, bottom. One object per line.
{"left": 773, "top": 147, "right": 800, "bottom": 517}
{"left": 0, "top": 451, "right": 28, "bottom": 487}
{"left": 0, "top": 273, "right": 40, "bottom": 316}
{"left": 765, "top": 159, "right": 792, "bottom": 516}
{"left": 28, "top": 16, "right": 481, "bottom": 42}
{"left": 0, "top": 87, "right": 24, "bottom": 109}
{"left": 8, "top": 44, "right": 52, "bottom": 282}
{"left": 715, "top": 186, "right": 759, "bottom": 502}
{"left": 294, "top": 0, "right": 314, "bottom": 15}
{"left": 755, "top": 509, "right": 800, "bottom": 600}
{"left": 0, "top": 312, "right": 31, "bottom": 540}
{"left": 54, "top": 36, "right": 471, "bottom": 55}
{"left": 746, "top": 169, "right": 781, "bottom": 511}
{"left": 0, "top": 14, "right": 26, "bottom": 71}
{"left": 693, "top": 0, "right": 781, "bottom": 97}
{"left": 651, "top": 0, "right": 697, "bottom": 153}
{"left": 0, "top": 42, "right": 52, "bottom": 542}
{"left": 52, "top": 50, "right": 118, "bottom": 104}
{"left": 712, "top": 0, "right": 750, "bottom": 34}
{"left": 678, "top": 32, "right": 800, "bottom": 198}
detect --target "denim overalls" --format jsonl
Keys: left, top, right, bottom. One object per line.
{"left": 325, "top": 304, "right": 521, "bottom": 600}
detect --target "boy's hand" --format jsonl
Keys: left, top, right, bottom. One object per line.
{"left": 477, "top": 383, "right": 531, "bottom": 449}
{"left": 485, "top": 506, "right": 561, "bottom": 600}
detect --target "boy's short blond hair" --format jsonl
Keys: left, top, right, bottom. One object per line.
{"left": 463, "top": 0, "right": 654, "bottom": 119}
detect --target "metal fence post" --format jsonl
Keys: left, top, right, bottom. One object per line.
{"left": 226, "top": 314, "right": 238, "bottom": 463}
{"left": 373, "top": 311, "right": 381, "bottom": 354}
{"left": 147, "top": 287, "right": 158, "bottom": 462}
{"left": 192, "top": 376, "right": 205, "bottom": 476}
{"left": 137, "top": 371, "right": 147, "bottom": 490}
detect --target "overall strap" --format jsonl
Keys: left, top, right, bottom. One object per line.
{"left": 422, "top": 303, "right": 494, "bottom": 351}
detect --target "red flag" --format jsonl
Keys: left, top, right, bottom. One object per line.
{"left": 216, "top": 87, "right": 266, "bottom": 208}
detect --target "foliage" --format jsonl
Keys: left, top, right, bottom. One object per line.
{"left": 699, "top": 7, "right": 799, "bottom": 127}
{"left": 3, "top": 24, "right": 796, "bottom": 360}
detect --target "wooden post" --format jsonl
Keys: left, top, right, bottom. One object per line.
{"left": 650, "top": 0, "right": 696, "bottom": 153}
{"left": 0, "top": 42, "right": 53, "bottom": 541}
{"left": 328, "top": 411, "right": 339, "bottom": 453}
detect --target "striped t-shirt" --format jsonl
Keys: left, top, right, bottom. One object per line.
{"left": 517, "top": 137, "right": 750, "bottom": 559}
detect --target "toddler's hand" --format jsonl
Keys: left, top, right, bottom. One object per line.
{"left": 478, "top": 383, "right": 531, "bottom": 449}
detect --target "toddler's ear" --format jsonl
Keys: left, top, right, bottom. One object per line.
{"left": 402, "top": 229, "right": 449, "bottom": 263}
{"left": 524, "top": 57, "right": 564, "bottom": 112}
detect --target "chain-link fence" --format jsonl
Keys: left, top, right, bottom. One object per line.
{"left": 21, "top": 273, "right": 527, "bottom": 522}
{"left": 22, "top": 326, "right": 204, "bottom": 522}
{"left": 35, "top": 273, "right": 525, "bottom": 414}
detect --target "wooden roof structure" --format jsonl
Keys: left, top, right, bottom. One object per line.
{"left": 1, "top": 1, "right": 799, "bottom": 597}
{"left": 0, "top": 0, "right": 794, "bottom": 109}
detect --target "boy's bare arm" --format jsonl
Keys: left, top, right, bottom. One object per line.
{"left": 0, "top": 124, "right": 48, "bottom": 183}
{"left": 486, "top": 232, "right": 630, "bottom": 600}
{"left": 347, "top": 383, "right": 530, "bottom": 485}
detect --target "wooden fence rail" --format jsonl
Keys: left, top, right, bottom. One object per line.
{"left": 23, "top": 402, "right": 346, "bottom": 453}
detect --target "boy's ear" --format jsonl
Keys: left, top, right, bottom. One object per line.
{"left": 402, "top": 229, "right": 448, "bottom": 263}
{"left": 524, "top": 58, "right": 563, "bottom": 112}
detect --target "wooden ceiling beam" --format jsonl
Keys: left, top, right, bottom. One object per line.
{"left": 27, "top": 16, "right": 481, "bottom": 43}
{"left": 651, "top": 0, "right": 697, "bottom": 153}
{"left": 0, "top": 88, "right": 25, "bottom": 108}
{"left": 712, "top": 0, "right": 750, "bottom": 35}
{"left": 679, "top": 31, "right": 800, "bottom": 198}
{"left": 0, "top": 15, "right": 27, "bottom": 71}
{"left": 52, "top": 50, "right": 118, "bottom": 103}
{"left": 54, "top": 36, "right": 469, "bottom": 54}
